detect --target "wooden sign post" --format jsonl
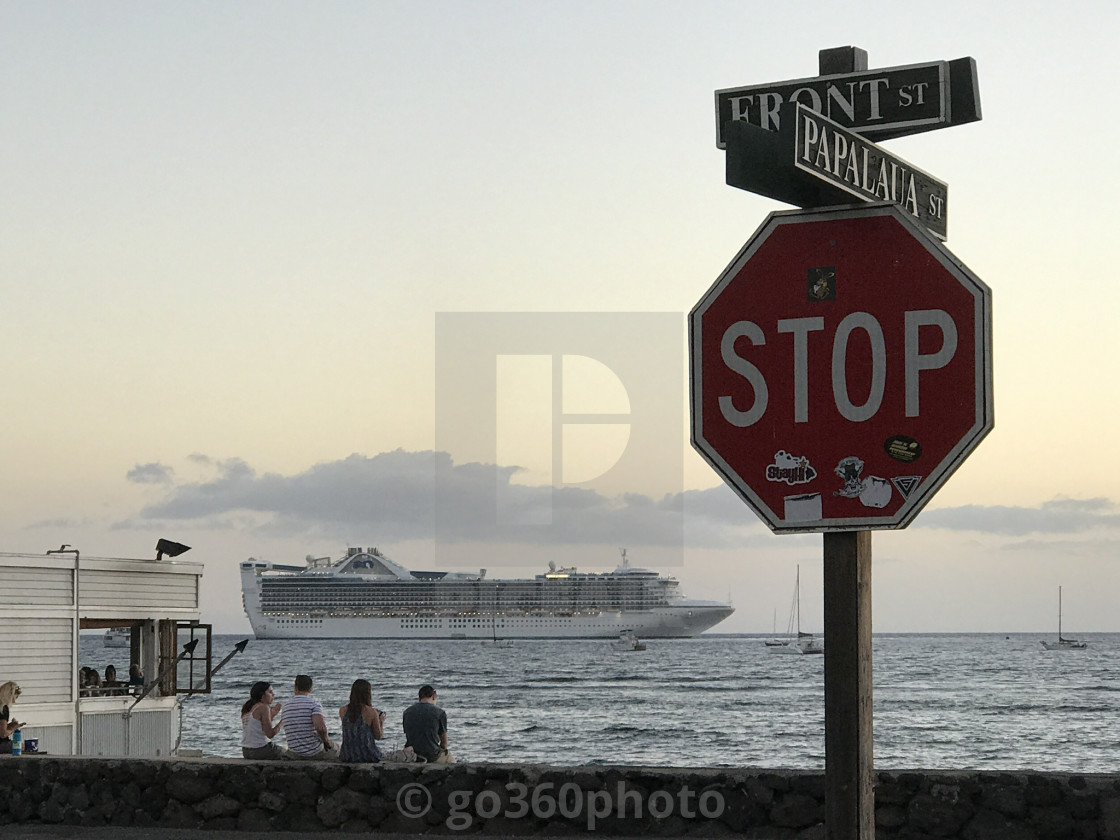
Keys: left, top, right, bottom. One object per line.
{"left": 821, "top": 49, "right": 874, "bottom": 838}
{"left": 824, "top": 50, "right": 873, "bottom": 840}
{"left": 818, "top": 45, "right": 873, "bottom": 840}
{"left": 824, "top": 530, "right": 873, "bottom": 839}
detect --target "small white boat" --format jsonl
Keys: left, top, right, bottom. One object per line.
{"left": 1041, "top": 587, "right": 1087, "bottom": 651}
{"left": 616, "top": 631, "right": 646, "bottom": 652}
{"left": 103, "top": 627, "right": 131, "bottom": 648}
{"left": 764, "top": 608, "right": 786, "bottom": 646}
{"left": 769, "top": 632, "right": 824, "bottom": 655}
{"left": 768, "top": 566, "right": 823, "bottom": 656}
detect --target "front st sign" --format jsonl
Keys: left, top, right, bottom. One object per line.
{"left": 714, "top": 56, "right": 980, "bottom": 149}
{"left": 690, "top": 203, "right": 992, "bottom": 532}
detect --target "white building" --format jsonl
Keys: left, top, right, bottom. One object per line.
{"left": 0, "top": 542, "right": 212, "bottom": 756}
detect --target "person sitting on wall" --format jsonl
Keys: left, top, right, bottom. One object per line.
{"left": 338, "top": 679, "right": 385, "bottom": 763}
{"left": 402, "top": 684, "right": 454, "bottom": 764}
{"left": 0, "top": 681, "right": 23, "bottom": 754}
{"left": 240, "top": 681, "right": 288, "bottom": 759}
{"left": 282, "top": 674, "right": 338, "bottom": 760}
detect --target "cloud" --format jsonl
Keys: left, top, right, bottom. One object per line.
{"left": 917, "top": 497, "right": 1120, "bottom": 535}
{"left": 123, "top": 450, "right": 708, "bottom": 547}
{"left": 122, "top": 451, "right": 1120, "bottom": 545}
{"left": 26, "top": 516, "right": 91, "bottom": 530}
{"left": 126, "top": 462, "right": 175, "bottom": 485}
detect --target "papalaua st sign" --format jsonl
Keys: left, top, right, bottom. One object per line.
{"left": 724, "top": 102, "right": 949, "bottom": 241}
{"left": 794, "top": 104, "right": 947, "bottom": 239}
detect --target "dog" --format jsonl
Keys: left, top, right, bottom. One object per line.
{"left": 0, "top": 680, "right": 21, "bottom": 711}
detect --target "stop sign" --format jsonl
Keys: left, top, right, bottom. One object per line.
{"left": 690, "top": 203, "right": 992, "bottom": 532}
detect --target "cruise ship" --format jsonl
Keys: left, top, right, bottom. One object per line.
{"left": 240, "top": 547, "right": 734, "bottom": 640}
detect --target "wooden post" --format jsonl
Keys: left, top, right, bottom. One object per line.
{"left": 817, "top": 49, "right": 875, "bottom": 840}
{"left": 819, "top": 45, "right": 868, "bottom": 75}
{"left": 824, "top": 530, "right": 874, "bottom": 840}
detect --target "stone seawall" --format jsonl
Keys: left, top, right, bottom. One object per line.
{"left": 2, "top": 756, "right": 1119, "bottom": 838}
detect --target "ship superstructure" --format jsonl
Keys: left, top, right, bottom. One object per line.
{"left": 240, "top": 547, "right": 733, "bottom": 639}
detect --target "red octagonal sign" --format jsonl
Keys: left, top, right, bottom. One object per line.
{"left": 690, "top": 203, "right": 993, "bottom": 532}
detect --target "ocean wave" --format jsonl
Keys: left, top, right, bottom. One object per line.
{"left": 81, "top": 634, "right": 1120, "bottom": 771}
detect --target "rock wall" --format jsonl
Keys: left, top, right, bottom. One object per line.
{"left": 1, "top": 756, "right": 1119, "bottom": 838}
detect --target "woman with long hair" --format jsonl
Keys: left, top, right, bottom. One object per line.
{"left": 0, "top": 681, "right": 22, "bottom": 754}
{"left": 240, "top": 681, "right": 286, "bottom": 759}
{"left": 338, "top": 678, "right": 385, "bottom": 762}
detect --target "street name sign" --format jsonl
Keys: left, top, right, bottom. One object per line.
{"left": 726, "top": 102, "right": 949, "bottom": 240}
{"left": 715, "top": 56, "right": 980, "bottom": 149}
{"left": 690, "top": 203, "right": 992, "bottom": 533}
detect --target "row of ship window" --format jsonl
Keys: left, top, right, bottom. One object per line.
{"left": 260, "top": 600, "right": 663, "bottom": 604}
{"left": 260, "top": 583, "right": 666, "bottom": 594}
{"left": 260, "top": 604, "right": 663, "bottom": 613}
{"left": 260, "top": 595, "right": 660, "bottom": 604}
{"left": 272, "top": 616, "right": 645, "bottom": 628}
{"left": 401, "top": 618, "right": 628, "bottom": 627}
{"left": 262, "top": 588, "right": 656, "bottom": 593}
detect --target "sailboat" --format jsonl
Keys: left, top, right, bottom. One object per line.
{"left": 1040, "top": 586, "right": 1087, "bottom": 651}
{"left": 768, "top": 566, "right": 823, "bottom": 655}
{"left": 764, "top": 608, "right": 786, "bottom": 647}
{"left": 489, "top": 614, "right": 513, "bottom": 647}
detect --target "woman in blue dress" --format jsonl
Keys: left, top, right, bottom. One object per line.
{"left": 338, "top": 678, "right": 385, "bottom": 762}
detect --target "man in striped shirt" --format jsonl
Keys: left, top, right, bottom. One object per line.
{"left": 281, "top": 674, "right": 338, "bottom": 759}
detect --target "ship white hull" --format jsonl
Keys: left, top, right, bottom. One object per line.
{"left": 240, "top": 549, "right": 734, "bottom": 640}
{"left": 245, "top": 605, "right": 732, "bottom": 640}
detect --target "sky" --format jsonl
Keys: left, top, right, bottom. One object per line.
{"left": 2, "top": 1, "right": 1118, "bottom": 635}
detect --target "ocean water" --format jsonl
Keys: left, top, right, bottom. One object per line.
{"left": 83, "top": 633, "right": 1120, "bottom": 771}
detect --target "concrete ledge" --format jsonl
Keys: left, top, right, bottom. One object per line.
{"left": 2, "top": 756, "right": 1119, "bottom": 837}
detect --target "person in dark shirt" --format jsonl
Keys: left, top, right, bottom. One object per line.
{"left": 402, "top": 684, "right": 452, "bottom": 763}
